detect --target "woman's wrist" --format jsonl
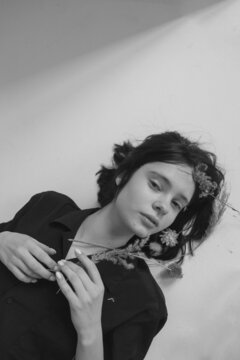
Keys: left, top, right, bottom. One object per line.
{"left": 76, "top": 323, "right": 102, "bottom": 346}
{"left": 75, "top": 324, "right": 104, "bottom": 360}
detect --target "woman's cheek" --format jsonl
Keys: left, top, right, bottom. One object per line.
{"left": 166, "top": 213, "right": 177, "bottom": 228}
{"left": 158, "top": 214, "right": 175, "bottom": 232}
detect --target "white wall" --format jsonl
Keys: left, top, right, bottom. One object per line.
{"left": 1, "top": 0, "right": 240, "bottom": 359}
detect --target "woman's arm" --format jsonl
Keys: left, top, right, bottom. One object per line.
{"left": 55, "top": 249, "right": 105, "bottom": 360}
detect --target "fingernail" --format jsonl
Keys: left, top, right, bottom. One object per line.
{"left": 56, "top": 271, "right": 62, "bottom": 279}
{"left": 50, "top": 248, "right": 56, "bottom": 253}
{"left": 31, "top": 279, "right": 38, "bottom": 283}
{"left": 75, "top": 249, "right": 82, "bottom": 255}
{"left": 53, "top": 265, "right": 59, "bottom": 272}
{"left": 49, "top": 275, "right": 55, "bottom": 281}
{"left": 58, "top": 260, "right": 65, "bottom": 266}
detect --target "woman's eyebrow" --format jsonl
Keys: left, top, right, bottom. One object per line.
{"left": 149, "top": 171, "right": 190, "bottom": 205}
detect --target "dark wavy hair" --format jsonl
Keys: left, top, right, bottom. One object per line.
{"left": 96, "top": 131, "right": 225, "bottom": 263}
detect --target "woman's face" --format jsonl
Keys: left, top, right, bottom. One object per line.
{"left": 114, "top": 162, "right": 195, "bottom": 238}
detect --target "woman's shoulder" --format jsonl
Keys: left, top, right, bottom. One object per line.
{"left": 9, "top": 191, "right": 80, "bottom": 225}
{"left": 25, "top": 191, "right": 79, "bottom": 211}
{"left": 30, "top": 190, "right": 77, "bottom": 203}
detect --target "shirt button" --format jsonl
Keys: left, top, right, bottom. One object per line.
{"left": 6, "top": 297, "right": 14, "bottom": 304}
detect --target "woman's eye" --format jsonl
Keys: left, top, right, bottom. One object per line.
{"left": 172, "top": 201, "right": 182, "bottom": 211}
{"left": 149, "top": 180, "right": 161, "bottom": 191}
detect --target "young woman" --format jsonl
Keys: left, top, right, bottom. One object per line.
{"left": 0, "top": 131, "right": 225, "bottom": 360}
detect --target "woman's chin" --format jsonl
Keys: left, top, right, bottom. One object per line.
{"left": 127, "top": 218, "right": 153, "bottom": 239}
{"left": 133, "top": 226, "right": 150, "bottom": 239}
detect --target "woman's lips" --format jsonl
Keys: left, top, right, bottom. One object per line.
{"left": 140, "top": 213, "right": 158, "bottom": 228}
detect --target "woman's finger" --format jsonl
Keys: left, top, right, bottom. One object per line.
{"left": 74, "top": 249, "right": 103, "bottom": 286}
{"left": 25, "top": 256, "right": 55, "bottom": 280}
{"left": 62, "top": 260, "right": 95, "bottom": 293}
{"left": 27, "top": 247, "right": 57, "bottom": 279}
{"left": 34, "top": 240, "right": 57, "bottom": 255}
{"left": 30, "top": 245, "right": 57, "bottom": 269}
{"left": 13, "top": 257, "right": 41, "bottom": 279}
{"left": 55, "top": 270, "right": 78, "bottom": 305}
{"left": 58, "top": 260, "right": 88, "bottom": 299}
{"left": 10, "top": 265, "right": 38, "bottom": 283}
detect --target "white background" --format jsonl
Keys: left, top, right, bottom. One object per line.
{"left": 1, "top": 1, "right": 240, "bottom": 359}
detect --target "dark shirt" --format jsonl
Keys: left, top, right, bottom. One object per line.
{"left": 0, "top": 191, "right": 167, "bottom": 360}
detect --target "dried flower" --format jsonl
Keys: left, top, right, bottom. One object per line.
{"left": 55, "top": 237, "right": 184, "bottom": 288}
{"left": 86, "top": 237, "right": 149, "bottom": 270}
{"left": 91, "top": 247, "right": 135, "bottom": 269}
{"left": 193, "top": 163, "right": 240, "bottom": 222}
{"left": 160, "top": 229, "right": 178, "bottom": 247}
{"left": 88, "top": 238, "right": 184, "bottom": 279}
{"left": 193, "top": 163, "right": 218, "bottom": 198}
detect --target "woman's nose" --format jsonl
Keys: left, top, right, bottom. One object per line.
{"left": 152, "top": 199, "right": 169, "bottom": 216}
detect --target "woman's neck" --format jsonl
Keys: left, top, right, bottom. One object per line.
{"left": 75, "top": 203, "right": 134, "bottom": 248}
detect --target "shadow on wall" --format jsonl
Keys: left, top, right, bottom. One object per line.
{"left": 1, "top": 0, "right": 227, "bottom": 88}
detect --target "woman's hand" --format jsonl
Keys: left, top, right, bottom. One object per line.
{"left": 56, "top": 249, "right": 105, "bottom": 341}
{"left": 0, "top": 231, "right": 57, "bottom": 282}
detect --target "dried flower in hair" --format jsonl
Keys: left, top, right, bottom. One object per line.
{"left": 193, "top": 163, "right": 218, "bottom": 198}
{"left": 160, "top": 229, "right": 178, "bottom": 247}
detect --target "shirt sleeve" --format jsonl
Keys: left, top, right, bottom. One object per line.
{"left": 104, "top": 308, "right": 167, "bottom": 360}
